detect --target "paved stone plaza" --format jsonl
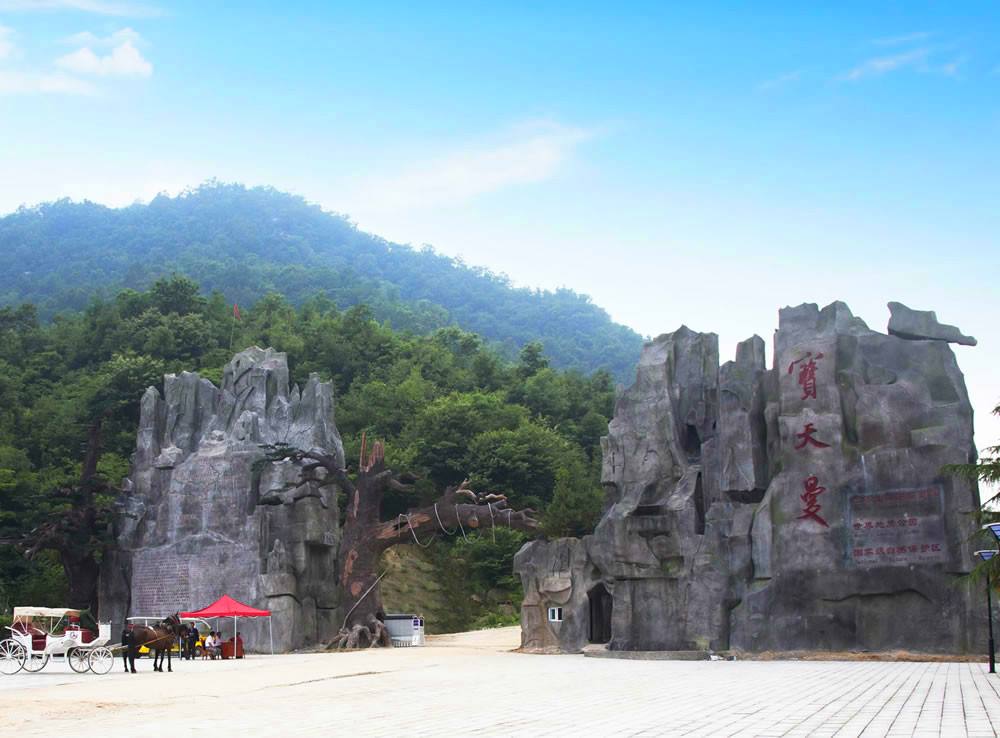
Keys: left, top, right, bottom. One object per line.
{"left": 1, "top": 628, "right": 998, "bottom": 737}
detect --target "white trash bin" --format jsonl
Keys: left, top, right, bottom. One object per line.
{"left": 384, "top": 614, "right": 425, "bottom": 647}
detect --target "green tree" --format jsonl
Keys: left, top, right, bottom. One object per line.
{"left": 466, "top": 422, "right": 575, "bottom": 510}
{"left": 517, "top": 341, "right": 549, "bottom": 378}
{"left": 150, "top": 274, "right": 206, "bottom": 316}
{"left": 404, "top": 392, "right": 526, "bottom": 487}
{"left": 543, "top": 457, "right": 605, "bottom": 538}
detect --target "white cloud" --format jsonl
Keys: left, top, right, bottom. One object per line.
{"left": 757, "top": 70, "right": 802, "bottom": 92}
{"left": 941, "top": 56, "right": 966, "bottom": 77}
{"left": 352, "top": 121, "right": 593, "bottom": 214}
{"left": 0, "top": 22, "right": 150, "bottom": 94}
{"left": 55, "top": 39, "right": 151, "bottom": 77}
{"left": 0, "top": 69, "right": 97, "bottom": 95}
{"left": 0, "top": 0, "right": 158, "bottom": 16}
{"left": 61, "top": 26, "right": 141, "bottom": 47}
{"left": 0, "top": 24, "right": 14, "bottom": 59}
{"left": 873, "top": 32, "right": 932, "bottom": 47}
{"left": 840, "top": 48, "right": 928, "bottom": 81}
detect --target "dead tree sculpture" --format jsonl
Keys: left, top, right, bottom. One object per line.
{"left": 261, "top": 434, "right": 540, "bottom": 648}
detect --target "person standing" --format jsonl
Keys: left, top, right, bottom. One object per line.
{"left": 120, "top": 626, "right": 131, "bottom": 672}
{"left": 186, "top": 625, "right": 199, "bottom": 660}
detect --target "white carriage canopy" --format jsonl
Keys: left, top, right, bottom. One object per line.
{"left": 12, "top": 607, "right": 80, "bottom": 622}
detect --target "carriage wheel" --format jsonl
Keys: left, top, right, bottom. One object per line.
{"left": 21, "top": 652, "right": 49, "bottom": 673}
{"left": 0, "top": 639, "right": 25, "bottom": 675}
{"left": 88, "top": 646, "right": 114, "bottom": 675}
{"left": 68, "top": 647, "right": 91, "bottom": 673}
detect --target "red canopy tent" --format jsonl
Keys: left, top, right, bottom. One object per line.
{"left": 180, "top": 595, "right": 273, "bottom": 655}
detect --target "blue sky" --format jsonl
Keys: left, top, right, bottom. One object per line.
{"left": 0, "top": 1, "right": 998, "bottom": 447}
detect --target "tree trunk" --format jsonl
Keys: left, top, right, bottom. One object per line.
{"left": 64, "top": 551, "right": 101, "bottom": 612}
{"left": 328, "top": 451, "right": 396, "bottom": 648}
{"left": 260, "top": 438, "right": 540, "bottom": 649}
{"left": 64, "top": 419, "right": 104, "bottom": 612}
{"left": 330, "top": 480, "right": 539, "bottom": 647}
{"left": 21, "top": 418, "right": 107, "bottom": 613}
{"left": 333, "top": 547, "right": 391, "bottom": 648}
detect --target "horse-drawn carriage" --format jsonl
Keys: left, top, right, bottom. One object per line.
{"left": 127, "top": 615, "right": 212, "bottom": 658}
{"left": 0, "top": 607, "right": 115, "bottom": 675}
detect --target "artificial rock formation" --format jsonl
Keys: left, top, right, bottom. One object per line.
{"left": 99, "top": 347, "right": 343, "bottom": 651}
{"left": 888, "top": 301, "right": 977, "bottom": 347}
{"left": 516, "top": 301, "right": 984, "bottom": 654}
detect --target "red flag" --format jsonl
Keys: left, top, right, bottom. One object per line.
{"left": 233, "top": 304, "right": 241, "bottom": 321}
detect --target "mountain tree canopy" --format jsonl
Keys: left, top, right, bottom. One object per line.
{"left": 0, "top": 277, "right": 613, "bottom": 629}
{"left": 0, "top": 182, "right": 643, "bottom": 380}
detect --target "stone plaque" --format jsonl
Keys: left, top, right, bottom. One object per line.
{"left": 847, "top": 486, "right": 946, "bottom": 566}
{"left": 132, "top": 552, "right": 194, "bottom": 614}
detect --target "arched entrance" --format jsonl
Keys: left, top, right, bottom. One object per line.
{"left": 588, "top": 583, "right": 613, "bottom": 644}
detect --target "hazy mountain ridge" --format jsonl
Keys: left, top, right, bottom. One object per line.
{"left": 0, "top": 183, "right": 643, "bottom": 378}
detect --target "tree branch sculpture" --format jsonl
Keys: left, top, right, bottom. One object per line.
{"left": 260, "top": 434, "right": 540, "bottom": 649}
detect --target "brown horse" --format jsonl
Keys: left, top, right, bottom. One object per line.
{"left": 125, "top": 614, "right": 188, "bottom": 674}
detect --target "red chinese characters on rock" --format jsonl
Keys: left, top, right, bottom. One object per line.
{"left": 798, "top": 475, "right": 828, "bottom": 527}
{"left": 788, "top": 351, "right": 831, "bottom": 528}
{"left": 787, "top": 351, "right": 825, "bottom": 400}
{"left": 848, "top": 486, "right": 946, "bottom": 566}
{"left": 794, "top": 422, "right": 830, "bottom": 450}
{"left": 851, "top": 543, "right": 941, "bottom": 558}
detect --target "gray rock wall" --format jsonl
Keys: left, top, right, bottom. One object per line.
{"left": 100, "top": 347, "right": 343, "bottom": 652}
{"left": 516, "top": 302, "right": 984, "bottom": 655}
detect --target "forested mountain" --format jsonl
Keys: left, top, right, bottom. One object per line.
{"left": 0, "top": 183, "right": 643, "bottom": 379}
{"left": 0, "top": 277, "right": 610, "bottom": 630}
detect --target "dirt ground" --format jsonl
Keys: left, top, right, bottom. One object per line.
{"left": 0, "top": 627, "right": 523, "bottom": 736}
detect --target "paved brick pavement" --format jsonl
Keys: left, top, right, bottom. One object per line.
{"left": 1, "top": 628, "right": 997, "bottom": 737}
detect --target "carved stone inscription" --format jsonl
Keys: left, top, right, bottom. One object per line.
{"left": 133, "top": 552, "right": 194, "bottom": 615}
{"left": 848, "top": 486, "right": 946, "bottom": 566}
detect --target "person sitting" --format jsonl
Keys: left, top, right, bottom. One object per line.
{"left": 235, "top": 631, "right": 244, "bottom": 659}
{"left": 202, "top": 631, "right": 216, "bottom": 660}
{"left": 208, "top": 631, "right": 222, "bottom": 660}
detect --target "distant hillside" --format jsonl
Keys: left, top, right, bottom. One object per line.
{"left": 0, "top": 183, "right": 643, "bottom": 378}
